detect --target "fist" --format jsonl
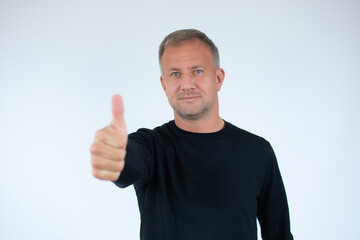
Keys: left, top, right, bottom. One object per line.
{"left": 90, "top": 95, "right": 128, "bottom": 181}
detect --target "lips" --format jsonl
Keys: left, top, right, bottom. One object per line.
{"left": 178, "top": 91, "right": 202, "bottom": 99}
{"left": 179, "top": 96, "right": 201, "bottom": 101}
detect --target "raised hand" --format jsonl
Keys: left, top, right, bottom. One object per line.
{"left": 90, "top": 95, "right": 128, "bottom": 181}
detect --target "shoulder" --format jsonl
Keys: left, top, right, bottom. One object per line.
{"left": 226, "top": 121, "right": 278, "bottom": 168}
{"left": 225, "top": 121, "right": 269, "bottom": 145}
{"left": 128, "top": 121, "right": 173, "bottom": 145}
{"left": 224, "top": 121, "right": 276, "bottom": 159}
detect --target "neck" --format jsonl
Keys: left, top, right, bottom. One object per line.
{"left": 174, "top": 114, "right": 224, "bottom": 133}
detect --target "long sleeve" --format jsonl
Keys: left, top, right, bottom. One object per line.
{"left": 113, "top": 129, "right": 154, "bottom": 189}
{"left": 257, "top": 142, "right": 293, "bottom": 240}
{"left": 111, "top": 121, "right": 293, "bottom": 240}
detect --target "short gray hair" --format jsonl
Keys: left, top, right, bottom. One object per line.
{"left": 158, "top": 29, "right": 220, "bottom": 71}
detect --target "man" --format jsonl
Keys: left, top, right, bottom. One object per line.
{"left": 90, "top": 29, "right": 293, "bottom": 240}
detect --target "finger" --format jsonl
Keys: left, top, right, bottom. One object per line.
{"left": 91, "top": 155, "right": 125, "bottom": 172}
{"left": 95, "top": 128, "right": 128, "bottom": 148}
{"left": 111, "top": 94, "right": 127, "bottom": 134}
{"left": 92, "top": 168, "right": 121, "bottom": 181}
{"left": 90, "top": 142, "right": 127, "bottom": 161}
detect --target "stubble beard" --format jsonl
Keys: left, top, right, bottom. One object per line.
{"left": 171, "top": 96, "right": 214, "bottom": 121}
{"left": 174, "top": 106, "right": 207, "bottom": 121}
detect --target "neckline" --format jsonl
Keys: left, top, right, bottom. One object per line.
{"left": 167, "top": 120, "right": 231, "bottom": 140}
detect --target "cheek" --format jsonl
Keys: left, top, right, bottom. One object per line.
{"left": 200, "top": 79, "right": 216, "bottom": 92}
{"left": 163, "top": 85, "right": 175, "bottom": 100}
{"left": 167, "top": 82, "right": 180, "bottom": 95}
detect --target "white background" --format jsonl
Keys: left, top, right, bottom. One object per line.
{"left": 1, "top": 0, "right": 359, "bottom": 239}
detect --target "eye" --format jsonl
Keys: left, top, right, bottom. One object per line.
{"left": 170, "top": 72, "right": 180, "bottom": 77}
{"left": 194, "top": 70, "right": 203, "bottom": 75}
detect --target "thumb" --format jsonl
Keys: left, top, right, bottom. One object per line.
{"left": 111, "top": 94, "right": 126, "bottom": 132}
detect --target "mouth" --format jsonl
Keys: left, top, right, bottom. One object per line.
{"left": 179, "top": 96, "right": 201, "bottom": 101}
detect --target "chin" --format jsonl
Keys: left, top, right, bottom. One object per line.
{"left": 186, "top": 114, "right": 203, "bottom": 121}
{"left": 176, "top": 109, "right": 204, "bottom": 121}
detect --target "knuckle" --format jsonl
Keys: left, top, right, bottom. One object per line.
{"left": 92, "top": 169, "right": 102, "bottom": 179}
{"left": 91, "top": 156, "right": 101, "bottom": 168}
{"left": 90, "top": 144, "right": 99, "bottom": 154}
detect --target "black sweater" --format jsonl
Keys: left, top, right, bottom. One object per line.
{"left": 114, "top": 120, "right": 293, "bottom": 240}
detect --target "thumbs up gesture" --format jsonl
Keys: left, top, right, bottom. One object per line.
{"left": 90, "top": 95, "right": 128, "bottom": 181}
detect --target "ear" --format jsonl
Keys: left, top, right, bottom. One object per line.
{"left": 160, "top": 75, "right": 166, "bottom": 92}
{"left": 215, "top": 68, "right": 225, "bottom": 92}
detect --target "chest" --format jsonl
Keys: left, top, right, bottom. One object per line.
{"left": 153, "top": 139, "right": 266, "bottom": 205}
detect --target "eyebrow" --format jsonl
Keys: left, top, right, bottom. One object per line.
{"left": 168, "top": 65, "right": 206, "bottom": 72}
{"left": 169, "top": 67, "right": 181, "bottom": 72}
{"left": 188, "top": 65, "right": 205, "bottom": 70}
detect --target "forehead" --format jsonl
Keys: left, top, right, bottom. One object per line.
{"left": 161, "top": 39, "right": 213, "bottom": 69}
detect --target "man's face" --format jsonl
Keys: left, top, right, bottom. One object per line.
{"left": 160, "top": 39, "right": 225, "bottom": 121}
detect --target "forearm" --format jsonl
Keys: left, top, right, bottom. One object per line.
{"left": 113, "top": 138, "right": 153, "bottom": 188}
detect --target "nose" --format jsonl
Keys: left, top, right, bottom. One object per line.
{"left": 180, "top": 73, "right": 196, "bottom": 91}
